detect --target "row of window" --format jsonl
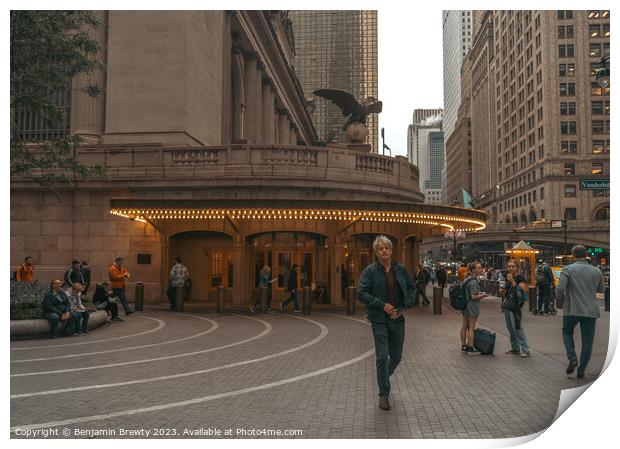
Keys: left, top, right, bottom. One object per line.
{"left": 563, "top": 162, "right": 605, "bottom": 176}
{"left": 564, "top": 184, "right": 609, "bottom": 197}
{"left": 560, "top": 120, "right": 611, "bottom": 135}
{"left": 558, "top": 43, "right": 610, "bottom": 59}
{"left": 561, "top": 140, "right": 610, "bottom": 155}
{"left": 558, "top": 10, "right": 610, "bottom": 20}
{"left": 559, "top": 82, "right": 611, "bottom": 96}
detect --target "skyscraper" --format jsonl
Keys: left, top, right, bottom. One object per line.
{"left": 442, "top": 10, "right": 472, "bottom": 139}
{"left": 407, "top": 108, "right": 443, "bottom": 204}
{"left": 289, "top": 10, "right": 379, "bottom": 152}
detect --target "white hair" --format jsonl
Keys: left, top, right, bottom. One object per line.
{"left": 372, "top": 235, "right": 393, "bottom": 253}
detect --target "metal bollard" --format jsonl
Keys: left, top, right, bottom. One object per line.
{"left": 346, "top": 286, "right": 356, "bottom": 315}
{"left": 605, "top": 286, "right": 610, "bottom": 312}
{"left": 134, "top": 282, "right": 144, "bottom": 311}
{"left": 260, "top": 286, "right": 269, "bottom": 314}
{"left": 303, "top": 286, "right": 311, "bottom": 315}
{"left": 528, "top": 286, "right": 537, "bottom": 313}
{"left": 175, "top": 286, "right": 184, "bottom": 312}
{"left": 217, "top": 286, "right": 225, "bottom": 313}
{"left": 432, "top": 286, "right": 443, "bottom": 315}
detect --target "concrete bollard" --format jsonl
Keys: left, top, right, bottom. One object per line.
{"left": 432, "top": 286, "right": 443, "bottom": 315}
{"left": 134, "top": 282, "right": 144, "bottom": 311}
{"left": 528, "top": 286, "right": 537, "bottom": 313}
{"left": 346, "top": 286, "right": 356, "bottom": 315}
{"left": 175, "top": 286, "right": 184, "bottom": 312}
{"left": 260, "top": 286, "right": 269, "bottom": 314}
{"left": 303, "top": 286, "right": 311, "bottom": 315}
{"left": 217, "top": 285, "right": 225, "bottom": 313}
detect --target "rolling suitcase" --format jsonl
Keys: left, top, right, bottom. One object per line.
{"left": 474, "top": 328, "right": 496, "bottom": 355}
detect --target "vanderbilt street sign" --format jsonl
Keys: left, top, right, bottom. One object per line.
{"left": 580, "top": 179, "right": 609, "bottom": 190}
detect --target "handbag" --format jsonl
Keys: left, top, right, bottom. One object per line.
{"left": 503, "top": 287, "right": 520, "bottom": 312}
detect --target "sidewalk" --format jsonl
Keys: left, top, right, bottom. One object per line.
{"left": 9, "top": 288, "right": 610, "bottom": 439}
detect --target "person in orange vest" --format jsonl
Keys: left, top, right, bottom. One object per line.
{"left": 108, "top": 257, "right": 134, "bottom": 315}
{"left": 457, "top": 263, "right": 468, "bottom": 282}
{"left": 16, "top": 256, "right": 34, "bottom": 283}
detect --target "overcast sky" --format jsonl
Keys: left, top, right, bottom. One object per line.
{"left": 377, "top": 6, "right": 444, "bottom": 156}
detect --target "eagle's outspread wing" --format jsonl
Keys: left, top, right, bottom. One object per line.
{"left": 313, "top": 89, "right": 362, "bottom": 117}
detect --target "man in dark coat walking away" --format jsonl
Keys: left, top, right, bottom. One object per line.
{"left": 280, "top": 264, "right": 301, "bottom": 312}
{"left": 413, "top": 264, "right": 431, "bottom": 306}
{"left": 357, "top": 235, "right": 415, "bottom": 411}
{"left": 436, "top": 264, "right": 447, "bottom": 292}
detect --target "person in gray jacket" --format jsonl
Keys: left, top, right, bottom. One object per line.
{"left": 357, "top": 235, "right": 415, "bottom": 411}
{"left": 556, "top": 245, "right": 606, "bottom": 379}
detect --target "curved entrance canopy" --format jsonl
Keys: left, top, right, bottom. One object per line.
{"left": 110, "top": 202, "right": 487, "bottom": 232}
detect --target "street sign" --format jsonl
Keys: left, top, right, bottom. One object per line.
{"left": 551, "top": 220, "right": 564, "bottom": 228}
{"left": 580, "top": 179, "right": 609, "bottom": 190}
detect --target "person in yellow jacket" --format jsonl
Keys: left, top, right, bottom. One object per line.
{"left": 16, "top": 256, "right": 34, "bottom": 283}
{"left": 108, "top": 257, "right": 134, "bottom": 315}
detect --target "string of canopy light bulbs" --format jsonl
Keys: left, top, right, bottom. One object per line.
{"left": 110, "top": 208, "right": 486, "bottom": 232}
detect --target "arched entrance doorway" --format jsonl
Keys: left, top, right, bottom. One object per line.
{"left": 247, "top": 231, "right": 330, "bottom": 303}
{"left": 169, "top": 231, "right": 234, "bottom": 303}
{"left": 342, "top": 233, "right": 399, "bottom": 290}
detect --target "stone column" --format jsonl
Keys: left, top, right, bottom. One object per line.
{"left": 70, "top": 11, "right": 107, "bottom": 143}
{"left": 232, "top": 241, "right": 244, "bottom": 306}
{"left": 277, "top": 110, "right": 290, "bottom": 145}
{"left": 332, "top": 242, "right": 344, "bottom": 306}
{"left": 261, "top": 78, "right": 275, "bottom": 144}
{"left": 243, "top": 52, "right": 259, "bottom": 144}
{"left": 231, "top": 50, "right": 245, "bottom": 142}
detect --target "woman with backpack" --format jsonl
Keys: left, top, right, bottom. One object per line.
{"left": 499, "top": 259, "right": 531, "bottom": 357}
{"left": 460, "top": 262, "right": 489, "bottom": 354}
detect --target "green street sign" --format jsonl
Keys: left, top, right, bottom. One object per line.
{"left": 580, "top": 179, "right": 609, "bottom": 190}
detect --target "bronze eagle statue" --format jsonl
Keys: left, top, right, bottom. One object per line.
{"left": 313, "top": 89, "right": 382, "bottom": 131}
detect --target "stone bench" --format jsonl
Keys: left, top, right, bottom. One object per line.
{"left": 10, "top": 310, "right": 109, "bottom": 340}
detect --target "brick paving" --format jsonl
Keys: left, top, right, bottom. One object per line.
{"left": 10, "top": 291, "right": 609, "bottom": 439}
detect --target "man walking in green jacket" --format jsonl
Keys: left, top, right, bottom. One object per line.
{"left": 357, "top": 235, "right": 415, "bottom": 410}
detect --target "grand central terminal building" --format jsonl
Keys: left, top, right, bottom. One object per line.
{"left": 11, "top": 11, "right": 486, "bottom": 306}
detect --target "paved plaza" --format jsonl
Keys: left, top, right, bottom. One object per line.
{"left": 10, "top": 290, "right": 609, "bottom": 439}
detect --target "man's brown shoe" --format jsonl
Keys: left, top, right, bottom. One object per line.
{"left": 379, "top": 394, "right": 390, "bottom": 410}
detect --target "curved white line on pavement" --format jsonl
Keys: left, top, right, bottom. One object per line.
{"left": 12, "top": 315, "right": 219, "bottom": 363}
{"left": 11, "top": 315, "right": 327, "bottom": 398}
{"left": 11, "top": 315, "right": 270, "bottom": 377}
{"left": 10, "top": 318, "right": 373, "bottom": 432}
{"left": 10, "top": 316, "right": 166, "bottom": 351}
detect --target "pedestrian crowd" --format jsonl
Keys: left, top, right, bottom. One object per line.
{"left": 13, "top": 256, "right": 136, "bottom": 338}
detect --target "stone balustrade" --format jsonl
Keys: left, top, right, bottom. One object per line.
{"left": 71, "top": 143, "right": 425, "bottom": 204}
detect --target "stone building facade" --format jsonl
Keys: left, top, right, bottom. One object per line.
{"left": 440, "top": 10, "right": 609, "bottom": 261}
{"left": 11, "top": 11, "right": 486, "bottom": 307}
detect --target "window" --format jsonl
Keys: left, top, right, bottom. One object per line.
{"left": 603, "top": 42, "right": 610, "bottom": 57}
{"left": 592, "top": 162, "right": 604, "bottom": 174}
{"left": 564, "top": 208, "right": 577, "bottom": 220}
{"left": 561, "top": 121, "right": 577, "bottom": 135}
{"left": 603, "top": 23, "right": 610, "bottom": 37}
{"left": 590, "top": 43, "right": 602, "bottom": 58}
{"left": 558, "top": 11, "right": 573, "bottom": 20}
{"left": 592, "top": 101, "right": 604, "bottom": 115}
{"left": 590, "top": 24, "right": 601, "bottom": 37}
{"left": 591, "top": 82, "right": 609, "bottom": 96}
{"left": 595, "top": 206, "right": 610, "bottom": 221}
{"left": 561, "top": 141, "right": 578, "bottom": 154}
{"left": 540, "top": 186, "right": 544, "bottom": 199}
{"left": 564, "top": 185, "right": 576, "bottom": 197}
{"left": 558, "top": 63, "right": 575, "bottom": 77}
{"left": 560, "top": 102, "right": 576, "bottom": 115}
{"left": 559, "top": 45, "right": 574, "bottom": 57}
{"left": 592, "top": 120, "right": 604, "bottom": 134}
{"left": 564, "top": 163, "right": 575, "bottom": 175}
{"left": 560, "top": 83, "right": 575, "bottom": 95}
{"left": 592, "top": 140, "right": 605, "bottom": 154}
{"left": 594, "top": 190, "right": 610, "bottom": 197}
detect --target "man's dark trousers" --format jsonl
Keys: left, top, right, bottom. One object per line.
{"left": 113, "top": 288, "right": 131, "bottom": 315}
{"left": 370, "top": 316, "right": 405, "bottom": 396}
{"left": 562, "top": 315, "right": 597, "bottom": 375}
{"left": 538, "top": 282, "right": 551, "bottom": 312}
